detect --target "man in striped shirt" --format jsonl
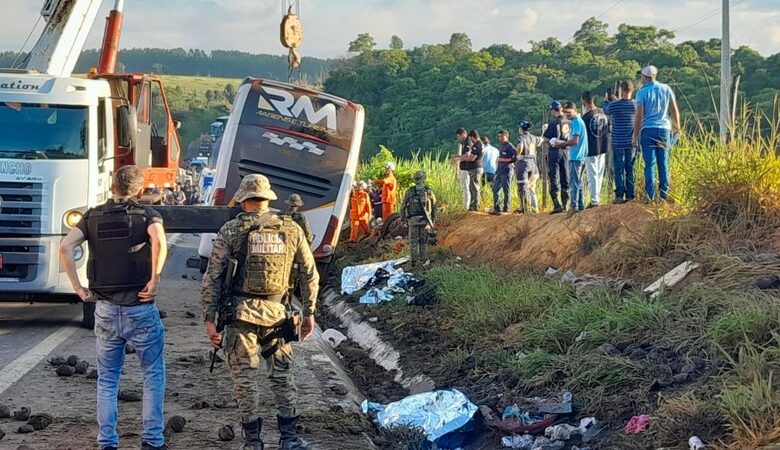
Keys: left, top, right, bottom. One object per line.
{"left": 604, "top": 80, "right": 637, "bottom": 204}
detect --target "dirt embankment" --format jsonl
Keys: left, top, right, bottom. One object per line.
{"left": 440, "top": 203, "right": 655, "bottom": 276}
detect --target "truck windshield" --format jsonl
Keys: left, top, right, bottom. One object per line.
{"left": 0, "top": 103, "right": 88, "bottom": 160}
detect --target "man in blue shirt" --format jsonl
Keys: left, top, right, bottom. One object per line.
{"left": 543, "top": 101, "right": 570, "bottom": 213}
{"left": 633, "top": 65, "right": 681, "bottom": 201}
{"left": 481, "top": 136, "right": 499, "bottom": 185}
{"left": 554, "top": 102, "right": 588, "bottom": 212}
{"left": 491, "top": 130, "right": 517, "bottom": 214}
{"left": 604, "top": 80, "right": 637, "bottom": 204}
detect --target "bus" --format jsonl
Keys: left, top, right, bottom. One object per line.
{"left": 198, "top": 78, "right": 365, "bottom": 274}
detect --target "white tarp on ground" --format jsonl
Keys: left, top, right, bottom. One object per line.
{"left": 340, "top": 257, "right": 409, "bottom": 295}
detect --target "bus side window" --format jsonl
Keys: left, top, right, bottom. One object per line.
{"left": 97, "top": 99, "right": 107, "bottom": 171}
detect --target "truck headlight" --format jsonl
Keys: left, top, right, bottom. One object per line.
{"left": 73, "top": 245, "right": 84, "bottom": 261}
{"left": 64, "top": 210, "right": 84, "bottom": 228}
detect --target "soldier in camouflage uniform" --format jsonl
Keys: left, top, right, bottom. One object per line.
{"left": 282, "top": 193, "right": 313, "bottom": 246}
{"left": 202, "top": 174, "right": 319, "bottom": 450}
{"left": 400, "top": 171, "right": 437, "bottom": 267}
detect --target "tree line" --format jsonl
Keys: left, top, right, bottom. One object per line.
{"left": 325, "top": 18, "right": 780, "bottom": 157}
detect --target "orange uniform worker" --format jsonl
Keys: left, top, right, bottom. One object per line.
{"left": 349, "top": 181, "right": 372, "bottom": 242}
{"left": 375, "top": 162, "right": 397, "bottom": 221}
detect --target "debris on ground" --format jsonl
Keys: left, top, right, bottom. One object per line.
{"left": 86, "top": 369, "right": 98, "bottom": 380}
{"left": 118, "top": 390, "right": 141, "bottom": 402}
{"left": 26, "top": 414, "right": 53, "bottom": 431}
{"left": 56, "top": 364, "right": 75, "bottom": 377}
{"left": 185, "top": 311, "right": 197, "bottom": 318}
{"left": 159, "top": 309, "right": 168, "bottom": 319}
{"left": 190, "top": 400, "right": 210, "bottom": 410}
{"left": 0, "top": 405, "right": 10, "bottom": 419}
{"left": 125, "top": 343, "right": 136, "bottom": 354}
{"left": 16, "top": 425, "right": 34, "bottom": 434}
{"left": 644, "top": 261, "right": 699, "bottom": 299}
{"left": 688, "top": 435, "right": 705, "bottom": 449}
{"left": 0, "top": 427, "right": 4, "bottom": 440}
{"left": 217, "top": 424, "right": 235, "bottom": 441}
{"left": 66, "top": 355, "right": 79, "bottom": 366}
{"left": 47, "top": 356, "right": 66, "bottom": 367}
{"left": 322, "top": 329, "right": 347, "bottom": 349}
{"left": 74, "top": 361, "right": 90, "bottom": 374}
{"left": 501, "top": 434, "right": 535, "bottom": 448}
{"left": 12, "top": 407, "right": 30, "bottom": 421}
{"left": 481, "top": 393, "right": 572, "bottom": 435}
{"left": 165, "top": 415, "right": 187, "bottom": 433}
{"left": 341, "top": 257, "right": 409, "bottom": 295}
{"left": 755, "top": 274, "right": 780, "bottom": 290}
{"left": 362, "top": 389, "right": 477, "bottom": 443}
{"left": 624, "top": 414, "right": 650, "bottom": 434}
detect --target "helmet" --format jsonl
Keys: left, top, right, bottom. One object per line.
{"left": 413, "top": 170, "right": 427, "bottom": 182}
{"left": 384, "top": 162, "right": 396, "bottom": 171}
{"left": 233, "top": 174, "right": 277, "bottom": 202}
{"left": 285, "top": 193, "right": 304, "bottom": 207}
{"left": 358, "top": 181, "right": 368, "bottom": 190}
{"left": 518, "top": 120, "right": 532, "bottom": 130}
{"left": 550, "top": 100, "right": 562, "bottom": 111}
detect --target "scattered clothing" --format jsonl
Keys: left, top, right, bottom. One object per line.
{"left": 624, "top": 414, "right": 651, "bottom": 434}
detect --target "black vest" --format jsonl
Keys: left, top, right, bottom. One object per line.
{"left": 85, "top": 199, "right": 152, "bottom": 292}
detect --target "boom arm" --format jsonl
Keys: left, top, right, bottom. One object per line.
{"left": 25, "top": 0, "right": 104, "bottom": 77}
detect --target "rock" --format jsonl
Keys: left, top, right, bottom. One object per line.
{"left": 597, "top": 343, "right": 619, "bottom": 356}
{"left": 755, "top": 275, "right": 780, "bottom": 290}
{"left": 184, "top": 383, "right": 195, "bottom": 388}
{"left": 118, "top": 390, "right": 141, "bottom": 402}
{"left": 185, "top": 311, "right": 196, "bottom": 318}
{"left": 190, "top": 321, "right": 198, "bottom": 326}
{"left": 13, "top": 407, "right": 30, "bottom": 421}
{"left": 190, "top": 401, "right": 210, "bottom": 410}
{"left": 330, "top": 384, "right": 349, "bottom": 396}
{"left": 27, "top": 414, "right": 53, "bottom": 431}
{"left": 0, "top": 405, "right": 10, "bottom": 419}
{"left": 56, "top": 364, "right": 75, "bottom": 377}
{"left": 86, "top": 369, "right": 99, "bottom": 380}
{"left": 17, "top": 424, "right": 34, "bottom": 434}
{"left": 158, "top": 309, "right": 168, "bottom": 319}
{"left": 166, "top": 415, "right": 187, "bottom": 433}
{"left": 218, "top": 424, "right": 235, "bottom": 441}
{"left": 74, "top": 360, "right": 90, "bottom": 374}
{"left": 321, "top": 329, "right": 347, "bottom": 349}
{"left": 66, "top": 355, "right": 79, "bottom": 366}
{"left": 181, "top": 274, "right": 188, "bottom": 279}
{"left": 629, "top": 348, "right": 648, "bottom": 360}
{"left": 0, "top": 427, "right": 4, "bottom": 440}
{"left": 48, "top": 356, "right": 66, "bottom": 367}
{"left": 672, "top": 373, "right": 689, "bottom": 384}
{"left": 125, "top": 343, "right": 136, "bottom": 354}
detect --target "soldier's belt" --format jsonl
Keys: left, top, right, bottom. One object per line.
{"left": 232, "top": 292, "right": 286, "bottom": 303}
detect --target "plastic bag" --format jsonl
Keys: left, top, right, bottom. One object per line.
{"left": 341, "top": 257, "right": 408, "bottom": 295}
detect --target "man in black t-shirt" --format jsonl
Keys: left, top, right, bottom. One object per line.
{"left": 581, "top": 91, "right": 610, "bottom": 208}
{"left": 543, "top": 101, "right": 570, "bottom": 213}
{"left": 452, "top": 128, "right": 484, "bottom": 211}
{"left": 60, "top": 165, "right": 168, "bottom": 450}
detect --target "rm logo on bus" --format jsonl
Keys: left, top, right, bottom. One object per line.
{"left": 258, "top": 86, "right": 338, "bottom": 130}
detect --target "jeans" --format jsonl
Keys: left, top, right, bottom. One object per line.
{"left": 94, "top": 301, "right": 166, "bottom": 448}
{"left": 483, "top": 172, "right": 495, "bottom": 185}
{"left": 491, "top": 171, "right": 511, "bottom": 212}
{"left": 459, "top": 168, "right": 483, "bottom": 211}
{"left": 547, "top": 148, "right": 569, "bottom": 202}
{"left": 584, "top": 154, "right": 606, "bottom": 206}
{"left": 613, "top": 147, "right": 637, "bottom": 200}
{"left": 568, "top": 160, "right": 586, "bottom": 211}
{"left": 640, "top": 128, "right": 671, "bottom": 200}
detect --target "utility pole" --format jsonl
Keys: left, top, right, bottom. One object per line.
{"left": 720, "top": 0, "right": 731, "bottom": 143}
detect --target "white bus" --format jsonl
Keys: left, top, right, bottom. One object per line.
{"left": 198, "top": 78, "right": 365, "bottom": 275}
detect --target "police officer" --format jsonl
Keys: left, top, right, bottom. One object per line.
{"left": 543, "top": 101, "right": 571, "bottom": 213}
{"left": 202, "top": 174, "right": 318, "bottom": 450}
{"left": 60, "top": 165, "right": 168, "bottom": 450}
{"left": 282, "top": 193, "right": 313, "bottom": 246}
{"left": 400, "top": 170, "right": 437, "bottom": 267}
{"left": 516, "top": 121, "right": 544, "bottom": 214}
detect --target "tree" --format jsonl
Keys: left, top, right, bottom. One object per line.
{"left": 449, "top": 33, "right": 472, "bottom": 52}
{"left": 573, "top": 17, "right": 612, "bottom": 53}
{"left": 223, "top": 83, "right": 236, "bottom": 103}
{"left": 390, "top": 35, "right": 404, "bottom": 50}
{"left": 151, "top": 63, "right": 164, "bottom": 74}
{"left": 349, "top": 33, "right": 377, "bottom": 53}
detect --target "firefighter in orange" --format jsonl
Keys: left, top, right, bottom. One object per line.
{"left": 349, "top": 181, "right": 372, "bottom": 242}
{"left": 375, "top": 162, "right": 397, "bottom": 220}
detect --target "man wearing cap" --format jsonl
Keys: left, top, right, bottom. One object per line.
{"left": 349, "top": 181, "right": 372, "bottom": 243}
{"left": 374, "top": 162, "right": 397, "bottom": 220}
{"left": 633, "top": 65, "right": 681, "bottom": 201}
{"left": 516, "top": 122, "right": 544, "bottom": 214}
{"left": 543, "top": 101, "right": 570, "bottom": 213}
{"left": 400, "top": 171, "right": 437, "bottom": 267}
{"left": 492, "top": 130, "right": 517, "bottom": 214}
{"left": 282, "top": 193, "right": 313, "bottom": 246}
{"left": 202, "top": 174, "right": 318, "bottom": 450}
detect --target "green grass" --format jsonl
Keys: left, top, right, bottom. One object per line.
{"left": 161, "top": 74, "right": 241, "bottom": 97}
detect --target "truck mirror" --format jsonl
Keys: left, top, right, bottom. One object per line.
{"left": 117, "top": 105, "right": 138, "bottom": 149}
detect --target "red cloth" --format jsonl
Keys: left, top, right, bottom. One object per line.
{"left": 624, "top": 414, "right": 650, "bottom": 434}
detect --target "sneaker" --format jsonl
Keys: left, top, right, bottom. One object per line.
{"left": 611, "top": 198, "right": 625, "bottom": 205}
{"left": 586, "top": 203, "right": 598, "bottom": 209}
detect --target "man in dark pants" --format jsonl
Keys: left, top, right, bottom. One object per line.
{"left": 60, "top": 165, "right": 168, "bottom": 450}
{"left": 492, "top": 130, "right": 517, "bottom": 214}
{"left": 452, "top": 129, "right": 484, "bottom": 212}
{"left": 543, "top": 101, "right": 570, "bottom": 213}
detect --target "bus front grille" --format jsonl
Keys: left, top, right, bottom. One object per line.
{"left": 238, "top": 160, "right": 333, "bottom": 199}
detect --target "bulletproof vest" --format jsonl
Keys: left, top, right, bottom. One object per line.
{"left": 236, "top": 215, "right": 296, "bottom": 296}
{"left": 86, "top": 200, "right": 152, "bottom": 292}
{"left": 408, "top": 186, "right": 432, "bottom": 217}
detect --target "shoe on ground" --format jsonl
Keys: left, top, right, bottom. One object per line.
{"left": 141, "top": 443, "right": 168, "bottom": 450}
{"left": 612, "top": 198, "right": 625, "bottom": 205}
{"left": 489, "top": 210, "right": 501, "bottom": 215}
{"left": 586, "top": 203, "right": 598, "bottom": 209}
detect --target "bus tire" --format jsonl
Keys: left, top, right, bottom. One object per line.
{"left": 82, "top": 301, "right": 96, "bottom": 329}
{"left": 379, "top": 213, "right": 402, "bottom": 240}
{"left": 199, "top": 256, "right": 209, "bottom": 274}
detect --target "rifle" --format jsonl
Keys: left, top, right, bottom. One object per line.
{"left": 209, "top": 257, "right": 238, "bottom": 373}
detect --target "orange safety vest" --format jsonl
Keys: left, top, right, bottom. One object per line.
{"left": 350, "top": 190, "right": 371, "bottom": 221}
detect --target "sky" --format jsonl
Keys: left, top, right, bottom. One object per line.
{"left": 1, "top": 0, "right": 778, "bottom": 58}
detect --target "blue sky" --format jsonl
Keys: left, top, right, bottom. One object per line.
{"left": 2, "top": 0, "right": 778, "bottom": 58}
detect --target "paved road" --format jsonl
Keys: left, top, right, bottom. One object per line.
{"left": 0, "top": 234, "right": 372, "bottom": 449}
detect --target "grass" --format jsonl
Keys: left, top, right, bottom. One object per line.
{"left": 161, "top": 74, "right": 241, "bottom": 97}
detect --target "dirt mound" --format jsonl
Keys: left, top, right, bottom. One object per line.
{"left": 440, "top": 204, "right": 655, "bottom": 276}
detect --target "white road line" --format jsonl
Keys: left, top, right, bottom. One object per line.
{"left": 0, "top": 320, "right": 80, "bottom": 395}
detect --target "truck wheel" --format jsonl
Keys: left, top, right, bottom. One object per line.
{"left": 82, "top": 302, "right": 96, "bottom": 329}
{"left": 199, "top": 256, "right": 209, "bottom": 274}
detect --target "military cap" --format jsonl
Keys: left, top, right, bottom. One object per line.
{"left": 413, "top": 170, "right": 427, "bottom": 182}
{"left": 233, "top": 174, "right": 278, "bottom": 202}
{"left": 285, "top": 193, "right": 304, "bottom": 207}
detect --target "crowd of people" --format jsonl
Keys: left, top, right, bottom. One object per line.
{"left": 453, "top": 65, "right": 682, "bottom": 214}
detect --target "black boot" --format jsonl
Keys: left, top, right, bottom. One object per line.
{"left": 560, "top": 190, "right": 570, "bottom": 211}
{"left": 551, "top": 197, "right": 563, "bottom": 214}
{"left": 241, "top": 418, "right": 264, "bottom": 450}
{"left": 277, "top": 416, "right": 310, "bottom": 450}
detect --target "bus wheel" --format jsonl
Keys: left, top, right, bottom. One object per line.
{"left": 379, "top": 213, "right": 402, "bottom": 240}
{"left": 199, "top": 256, "right": 209, "bottom": 274}
{"left": 82, "top": 301, "right": 96, "bottom": 329}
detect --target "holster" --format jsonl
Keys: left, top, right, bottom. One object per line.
{"left": 259, "top": 311, "right": 302, "bottom": 359}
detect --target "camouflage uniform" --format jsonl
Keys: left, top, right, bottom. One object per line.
{"left": 400, "top": 171, "right": 437, "bottom": 267}
{"left": 282, "top": 193, "right": 314, "bottom": 246}
{"left": 202, "top": 175, "right": 318, "bottom": 449}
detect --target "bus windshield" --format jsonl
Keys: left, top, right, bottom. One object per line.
{"left": 0, "top": 103, "right": 88, "bottom": 160}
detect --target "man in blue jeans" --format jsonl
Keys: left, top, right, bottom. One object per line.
{"left": 604, "top": 80, "right": 637, "bottom": 203}
{"left": 60, "top": 165, "right": 168, "bottom": 450}
{"left": 633, "top": 65, "right": 682, "bottom": 201}
{"left": 555, "top": 102, "right": 589, "bottom": 212}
